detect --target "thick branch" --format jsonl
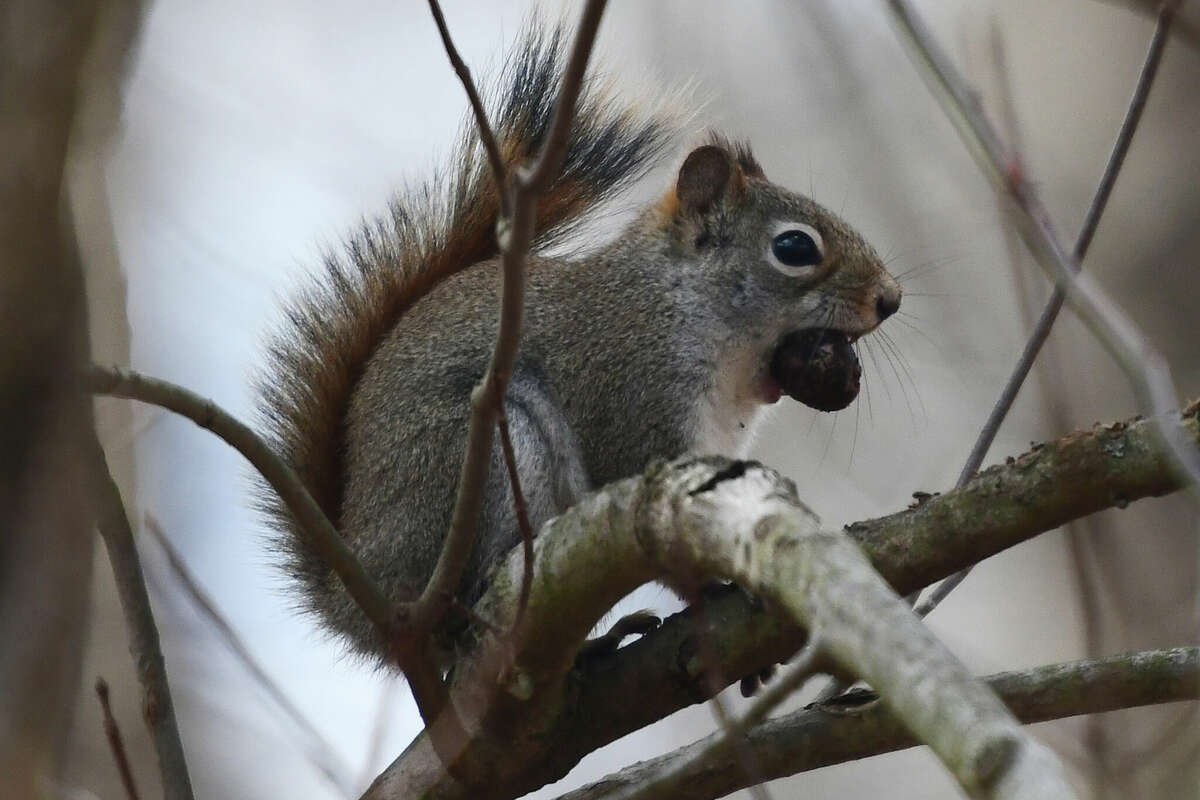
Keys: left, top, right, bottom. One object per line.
{"left": 658, "top": 464, "right": 1075, "bottom": 799}
{"left": 847, "top": 409, "right": 1198, "bottom": 592}
{"left": 372, "top": 409, "right": 1198, "bottom": 798}
{"left": 366, "top": 441, "right": 1149, "bottom": 798}
{"left": 561, "top": 647, "right": 1200, "bottom": 800}
{"left": 0, "top": 2, "right": 113, "bottom": 794}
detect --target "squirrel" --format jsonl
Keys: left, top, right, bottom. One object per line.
{"left": 257, "top": 22, "right": 901, "bottom": 665}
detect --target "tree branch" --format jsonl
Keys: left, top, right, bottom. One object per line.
{"left": 560, "top": 647, "right": 1200, "bottom": 800}
{"left": 369, "top": 408, "right": 1198, "bottom": 798}
{"left": 362, "top": 421, "right": 1200, "bottom": 800}
{"left": 614, "top": 636, "right": 829, "bottom": 800}
{"left": 0, "top": 1, "right": 118, "bottom": 793}
{"left": 83, "top": 365, "right": 473, "bottom": 761}
{"left": 657, "top": 464, "right": 1077, "bottom": 799}
{"left": 85, "top": 365, "right": 394, "bottom": 637}
{"left": 913, "top": 0, "right": 1179, "bottom": 621}
{"left": 87, "top": 432, "right": 194, "bottom": 800}
{"left": 95, "top": 678, "right": 142, "bottom": 800}
{"left": 882, "top": 0, "right": 1200, "bottom": 490}
{"left": 494, "top": 384, "right": 536, "bottom": 636}
{"left": 425, "top": 0, "right": 511, "bottom": 220}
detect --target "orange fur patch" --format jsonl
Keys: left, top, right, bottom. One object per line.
{"left": 657, "top": 186, "right": 680, "bottom": 218}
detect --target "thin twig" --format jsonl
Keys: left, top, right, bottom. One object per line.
{"left": 424, "top": 0, "right": 541, "bottom": 660}
{"left": 703, "top": 692, "right": 773, "bottom": 800}
{"left": 426, "top": 0, "right": 512, "bottom": 220}
{"left": 988, "top": 27, "right": 1113, "bottom": 791}
{"left": 519, "top": 1, "right": 608, "bottom": 194}
{"left": 87, "top": 432, "right": 194, "bottom": 800}
{"left": 445, "top": 590, "right": 506, "bottom": 637}
{"left": 95, "top": 678, "right": 142, "bottom": 800}
{"left": 407, "top": 0, "right": 609, "bottom": 641}
{"left": 887, "top": 0, "right": 1194, "bottom": 622}
{"left": 679, "top": 586, "right": 774, "bottom": 800}
{"left": 956, "top": 0, "right": 1176, "bottom": 489}
{"left": 364, "top": 3, "right": 612, "bottom": 778}
{"left": 85, "top": 365, "right": 394, "bottom": 635}
{"left": 617, "top": 636, "right": 826, "bottom": 800}
{"left": 85, "top": 365, "right": 465, "bottom": 755}
{"left": 142, "top": 515, "right": 357, "bottom": 797}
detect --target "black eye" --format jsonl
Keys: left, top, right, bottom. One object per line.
{"left": 772, "top": 230, "right": 822, "bottom": 267}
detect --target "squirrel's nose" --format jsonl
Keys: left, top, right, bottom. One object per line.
{"left": 875, "top": 286, "right": 901, "bottom": 321}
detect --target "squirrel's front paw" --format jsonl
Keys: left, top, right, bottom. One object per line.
{"left": 576, "top": 610, "right": 662, "bottom": 661}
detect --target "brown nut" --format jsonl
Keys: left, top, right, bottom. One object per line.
{"left": 769, "top": 329, "right": 861, "bottom": 412}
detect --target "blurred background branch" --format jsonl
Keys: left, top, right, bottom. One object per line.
{"left": 0, "top": 1, "right": 142, "bottom": 797}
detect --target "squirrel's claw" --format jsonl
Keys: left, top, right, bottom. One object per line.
{"left": 576, "top": 610, "right": 662, "bottom": 661}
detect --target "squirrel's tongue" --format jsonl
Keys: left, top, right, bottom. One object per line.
{"left": 769, "top": 329, "right": 862, "bottom": 412}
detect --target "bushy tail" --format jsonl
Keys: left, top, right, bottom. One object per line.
{"left": 256, "top": 21, "right": 678, "bottom": 604}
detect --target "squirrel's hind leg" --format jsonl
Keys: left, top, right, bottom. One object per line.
{"left": 470, "top": 368, "right": 592, "bottom": 599}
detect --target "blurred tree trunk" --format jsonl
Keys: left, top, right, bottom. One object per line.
{"left": 0, "top": 2, "right": 135, "bottom": 797}
{"left": 63, "top": 0, "right": 153, "bottom": 794}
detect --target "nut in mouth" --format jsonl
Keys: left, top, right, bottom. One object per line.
{"left": 768, "top": 328, "right": 862, "bottom": 412}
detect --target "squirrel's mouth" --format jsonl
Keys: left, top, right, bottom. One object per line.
{"left": 765, "top": 328, "right": 862, "bottom": 412}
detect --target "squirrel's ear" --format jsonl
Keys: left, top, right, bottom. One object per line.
{"left": 675, "top": 145, "right": 732, "bottom": 215}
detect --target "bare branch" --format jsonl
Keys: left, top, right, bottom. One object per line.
{"left": 95, "top": 678, "right": 142, "bottom": 800}
{"left": 370, "top": 409, "right": 1198, "bottom": 798}
{"left": 87, "top": 433, "right": 194, "bottom": 800}
{"left": 882, "top": 0, "right": 1200, "bottom": 491}
{"left": 560, "top": 647, "right": 1200, "bottom": 800}
{"left": 425, "top": 0, "right": 511, "bottom": 220}
{"left": 0, "top": 0, "right": 122, "bottom": 791}
{"left": 663, "top": 467, "right": 1077, "bottom": 799}
{"left": 365, "top": 429, "right": 1198, "bottom": 799}
{"left": 914, "top": 2, "right": 1178, "bottom": 619}
{"left": 85, "top": 365, "right": 394, "bottom": 637}
{"left": 408, "top": 0, "right": 610, "bottom": 642}
{"left": 85, "top": 365, "right": 466, "bottom": 763}
{"left": 520, "top": 0, "right": 609, "bottom": 194}
{"left": 615, "top": 636, "right": 827, "bottom": 800}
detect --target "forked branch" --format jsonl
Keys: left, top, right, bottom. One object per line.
{"left": 370, "top": 408, "right": 1197, "bottom": 798}
{"left": 368, "top": 457, "right": 1087, "bottom": 799}
{"left": 883, "top": 0, "right": 1200, "bottom": 491}
{"left": 908, "top": 0, "right": 1180, "bottom": 621}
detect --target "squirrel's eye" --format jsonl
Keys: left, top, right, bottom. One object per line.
{"left": 772, "top": 229, "right": 822, "bottom": 267}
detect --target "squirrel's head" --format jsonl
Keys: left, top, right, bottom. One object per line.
{"left": 654, "top": 136, "right": 902, "bottom": 412}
